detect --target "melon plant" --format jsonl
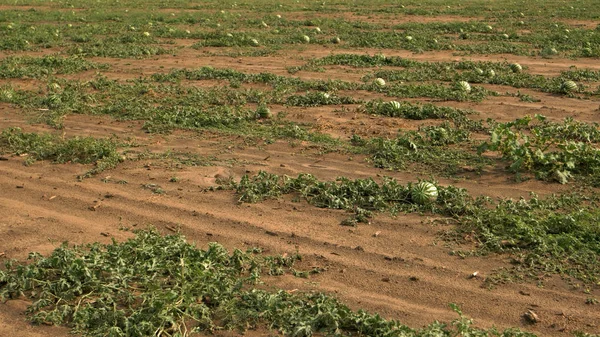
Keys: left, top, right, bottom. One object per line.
{"left": 375, "top": 53, "right": 386, "bottom": 61}
{"left": 48, "top": 83, "right": 61, "bottom": 91}
{"left": 46, "top": 94, "right": 62, "bottom": 108}
{"left": 256, "top": 105, "right": 272, "bottom": 119}
{"left": 457, "top": 81, "right": 471, "bottom": 93}
{"left": 561, "top": 80, "right": 578, "bottom": 93}
{"left": 374, "top": 78, "right": 386, "bottom": 87}
{"left": 510, "top": 63, "right": 522, "bottom": 73}
{"left": 411, "top": 181, "right": 438, "bottom": 205}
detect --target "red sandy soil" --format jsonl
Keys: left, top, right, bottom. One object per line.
{"left": 1, "top": 8, "right": 599, "bottom": 337}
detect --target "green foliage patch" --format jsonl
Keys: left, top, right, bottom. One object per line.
{"left": 361, "top": 99, "right": 483, "bottom": 130}
{"left": 0, "top": 229, "right": 540, "bottom": 337}
{"left": 227, "top": 171, "right": 600, "bottom": 285}
{"left": 351, "top": 122, "right": 486, "bottom": 175}
{"left": 0, "top": 127, "right": 123, "bottom": 178}
{"left": 479, "top": 115, "right": 600, "bottom": 184}
{"left": 0, "top": 55, "right": 107, "bottom": 79}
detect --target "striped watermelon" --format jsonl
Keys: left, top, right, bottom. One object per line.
{"left": 561, "top": 80, "right": 578, "bottom": 93}
{"left": 387, "top": 101, "right": 401, "bottom": 110}
{"left": 411, "top": 181, "right": 438, "bottom": 205}
{"left": 510, "top": 63, "right": 522, "bottom": 73}
{"left": 458, "top": 81, "right": 471, "bottom": 93}
{"left": 374, "top": 78, "right": 386, "bottom": 87}
{"left": 0, "top": 89, "right": 14, "bottom": 100}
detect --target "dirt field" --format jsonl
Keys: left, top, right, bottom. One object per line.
{"left": 1, "top": 3, "right": 599, "bottom": 337}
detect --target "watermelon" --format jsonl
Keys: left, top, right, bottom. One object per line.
{"left": 561, "top": 80, "right": 578, "bottom": 93}
{"left": 331, "top": 36, "right": 341, "bottom": 44}
{"left": 510, "top": 63, "right": 522, "bottom": 73}
{"left": 542, "top": 47, "right": 558, "bottom": 55}
{"left": 374, "top": 78, "right": 386, "bottom": 87}
{"left": 457, "top": 81, "right": 471, "bottom": 93}
{"left": 0, "top": 89, "right": 14, "bottom": 101}
{"left": 387, "top": 101, "right": 401, "bottom": 110}
{"left": 411, "top": 181, "right": 438, "bottom": 205}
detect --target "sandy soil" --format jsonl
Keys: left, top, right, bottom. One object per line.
{"left": 1, "top": 6, "right": 599, "bottom": 337}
